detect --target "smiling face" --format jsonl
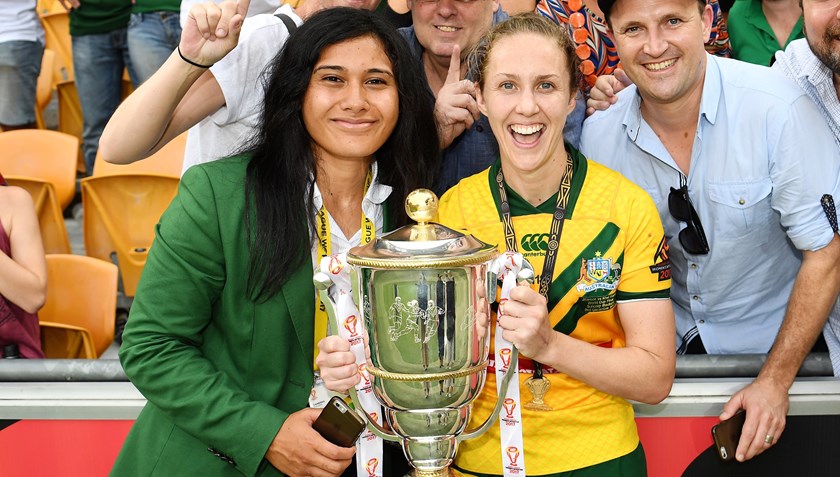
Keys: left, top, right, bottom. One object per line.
{"left": 477, "top": 32, "right": 577, "bottom": 178}
{"left": 609, "top": 0, "right": 712, "bottom": 108}
{"left": 803, "top": 0, "right": 840, "bottom": 80}
{"left": 303, "top": 35, "right": 399, "bottom": 166}
{"left": 408, "top": 0, "right": 499, "bottom": 63}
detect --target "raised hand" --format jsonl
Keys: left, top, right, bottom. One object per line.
{"left": 585, "top": 69, "right": 633, "bottom": 116}
{"left": 180, "top": 0, "right": 251, "bottom": 67}
{"left": 265, "top": 407, "right": 356, "bottom": 477}
{"left": 434, "top": 45, "right": 480, "bottom": 149}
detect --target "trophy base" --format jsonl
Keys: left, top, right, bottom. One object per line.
{"left": 407, "top": 470, "right": 453, "bottom": 477}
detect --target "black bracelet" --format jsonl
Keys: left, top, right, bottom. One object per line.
{"left": 177, "top": 46, "right": 213, "bottom": 69}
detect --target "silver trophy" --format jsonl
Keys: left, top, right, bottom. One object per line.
{"left": 314, "top": 189, "right": 533, "bottom": 477}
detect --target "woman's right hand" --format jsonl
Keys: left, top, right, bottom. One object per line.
{"left": 265, "top": 407, "right": 356, "bottom": 477}
{"left": 316, "top": 336, "right": 361, "bottom": 393}
{"left": 180, "top": 0, "right": 251, "bottom": 67}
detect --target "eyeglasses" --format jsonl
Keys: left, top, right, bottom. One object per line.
{"left": 668, "top": 185, "right": 710, "bottom": 255}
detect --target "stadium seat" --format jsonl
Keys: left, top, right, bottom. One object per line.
{"left": 39, "top": 254, "right": 118, "bottom": 359}
{"left": 39, "top": 11, "right": 73, "bottom": 81}
{"left": 81, "top": 174, "right": 179, "bottom": 296}
{"left": 5, "top": 178, "right": 71, "bottom": 254}
{"left": 93, "top": 132, "right": 186, "bottom": 178}
{"left": 0, "top": 129, "right": 78, "bottom": 209}
{"left": 34, "top": 49, "right": 56, "bottom": 130}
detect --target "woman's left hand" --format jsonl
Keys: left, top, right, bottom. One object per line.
{"left": 497, "top": 284, "right": 555, "bottom": 361}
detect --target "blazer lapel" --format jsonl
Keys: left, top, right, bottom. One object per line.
{"left": 281, "top": 262, "right": 316, "bottom": 367}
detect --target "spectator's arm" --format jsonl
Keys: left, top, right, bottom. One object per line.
{"left": 99, "top": 0, "right": 250, "bottom": 164}
{"left": 721, "top": 235, "right": 840, "bottom": 462}
{"left": 0, "top": 187, "right": 47, "bottom": 313}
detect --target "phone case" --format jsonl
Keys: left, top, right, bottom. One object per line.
{"left": 711, "top": 410, "right": 746, "bottom": 462}
{"left": 313, "top": 396, "right": 366, "bottom": 447}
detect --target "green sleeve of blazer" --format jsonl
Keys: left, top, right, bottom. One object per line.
{"left": 116, "top": 156, "right": 316, "bottom": 476}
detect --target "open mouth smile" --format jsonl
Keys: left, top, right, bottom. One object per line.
{"left": 509, "top": 124, "right": 545, "bottom": 146}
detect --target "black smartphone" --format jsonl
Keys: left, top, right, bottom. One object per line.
{"left": 711, "top": 409, "right": 746, "bottom": 462}
{"left": 313, "top": 395, "right": 366, "bottom": 448}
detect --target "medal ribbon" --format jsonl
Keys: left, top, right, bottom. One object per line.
{"left": 317, "top": 253, "right": 384, "bottom": 477}
{"left": 493, "top": 157, "right": 573, "bottom": 476}
{"left": 491, "top": 252, "right": 527, "bottom": 475}
{"left": 314, "top": 170, "right": 374, "bottom": 369}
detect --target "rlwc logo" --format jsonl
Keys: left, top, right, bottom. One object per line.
{"left": 503, "top": 397, "right": 517, "bottom": 419}
{"left": 359, "top": 364, "right": 372, "bottom": 386}
{"left": 365, "top": 457, "right": 379, "bottom": 476}
{"left": 344, "top": 314, "right": 359, "bottom": 337}
{"left": 506, "top": 446, "right": 521, "bottom": 466}
{"left": 499, "top": 347, "right": 512, "bottom": 369}
{"left": 328, "top": 256, "right": 344, "bottom": 275}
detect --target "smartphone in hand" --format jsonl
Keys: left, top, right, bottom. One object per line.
{"left": 313, "top": 396, "right": 366, "bottom": 448}
{"left": 711, "top": 410, "right": 746, "bottom": 462}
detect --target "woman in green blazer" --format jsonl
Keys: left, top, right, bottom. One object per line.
{"left": 111, "top": 8, "right": 439, "bottom": 476}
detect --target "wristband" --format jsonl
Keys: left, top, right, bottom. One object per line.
{"left": 177, "top": 46, "right": 213, "bottom": 69}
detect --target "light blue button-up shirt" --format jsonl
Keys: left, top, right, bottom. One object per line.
{"left": 580, "top": 55, "right": 840, "bottom": 355}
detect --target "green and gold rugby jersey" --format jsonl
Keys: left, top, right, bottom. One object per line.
{"left": 438, "top": 146, "right": 671, "bottom": 475}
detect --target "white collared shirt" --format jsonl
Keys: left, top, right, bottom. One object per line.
{"left": 309, "top": 161, "right": 392, "bottom": 267}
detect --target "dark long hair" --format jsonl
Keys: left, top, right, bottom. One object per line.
{"left": 244, "top": 8, "right": 439, "bottom": 300}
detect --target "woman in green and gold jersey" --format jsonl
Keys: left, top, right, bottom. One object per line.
{"left": 320, "top": 13, "right": 677, "bottom": 477}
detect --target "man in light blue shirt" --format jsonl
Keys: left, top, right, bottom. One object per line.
{"left": 581, "top": 0, "right": 840, "bottom": 464}
{"left": 773, "top": 0, "right": 840, "bottom": 377}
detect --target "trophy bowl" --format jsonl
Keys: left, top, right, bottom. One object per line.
{"left": 315, "top": 190, "right": 527, "bottom": 477}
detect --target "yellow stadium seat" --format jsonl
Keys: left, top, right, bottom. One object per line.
{"left": 81, "top": 174, "right": 179, "bottom": 297}
{"left": 55, "top": 80, "right": 85, "bottom": 172}
{"left": 40, "top": 11, "right": 73, "bottom": 81}
{"left": 38, "top": 254, "right": 118, "bottom": 359}
{"left": 34, "top": 49, "right": 56, "bottom": 130}
{"left": 0, "top": 129, "right": 78, "bottom": 209}
{"left": 94, "top": 132, "right": 186, "bottom": 178}
{"left": 5, "top": 178, "right": 71, "bottom": 254}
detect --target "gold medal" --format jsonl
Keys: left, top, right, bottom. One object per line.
{"left": 523, "top": 375, "right": 552, "bottom": 411}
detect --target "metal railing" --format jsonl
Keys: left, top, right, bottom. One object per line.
{"left": 0, "top": 353, "right": 833, "bottom": 382}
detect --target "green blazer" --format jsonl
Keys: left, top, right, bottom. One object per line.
{"left": 112, "top": 156, "right": 316, "bottom": 476}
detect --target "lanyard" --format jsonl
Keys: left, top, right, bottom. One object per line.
{"left": 313, "top": 170, "right": 374, "bottom": 369}
{"left": 494, "top": 157, "right": 574, "bottom": 378}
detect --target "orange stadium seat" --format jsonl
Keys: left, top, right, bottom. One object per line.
{"left": 39, "top": 11, "right": 73, "bottom": 81}
{"left": 5, "top": 178, "right": 71, "bottom": 254}
{"left": 81, "top": 174, "right": 179, "bottom": 297}
{"left": 0, "top": 129, "right": 78, "bottom": 209}
{"left": 34, "top": 49, "right": 56, "bottom": 130}
{"left": 94, "top": 132, "right": 186, "bottom": 178}
{"left": 39, "top": 254, "right": 118, "bottom": 359}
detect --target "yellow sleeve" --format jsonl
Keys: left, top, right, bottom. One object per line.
{"left": 615, "top": 179, "right": 671, "bottom": 301}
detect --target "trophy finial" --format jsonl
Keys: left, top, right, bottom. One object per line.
{"left": 405, "top": 189, "right": 439, "bottom": 225}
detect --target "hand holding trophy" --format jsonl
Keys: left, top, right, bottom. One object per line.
{"left": 315, "top": 189, "right": 533, "bottom": 477}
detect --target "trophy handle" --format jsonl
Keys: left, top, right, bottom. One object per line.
{"left": 313, "top": 272, "right": 401, "bottom": 442}
{"left": 459, "top": 262, "right": 534, "bottom": 441}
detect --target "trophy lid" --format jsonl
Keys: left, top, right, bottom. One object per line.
{"left": 347, "top": 189, "right": 498, "bottom": 269}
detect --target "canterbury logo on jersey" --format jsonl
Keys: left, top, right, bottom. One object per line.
{"left": 520, "top": 233, "right": 550, "bottom": 252}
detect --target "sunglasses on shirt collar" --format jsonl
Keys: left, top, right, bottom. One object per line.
{"left": 668, "top": 184, "right": 710, "bottom": 255}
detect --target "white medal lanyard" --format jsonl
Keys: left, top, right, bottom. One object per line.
{"left": 492, "top": 252, "right": 527, "bottom": 475}
{"left": 492, "top": 158, "right": 574, "bottom": 476}
{"left": 312, "top": 171, "right": 383, "bottom": 476}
